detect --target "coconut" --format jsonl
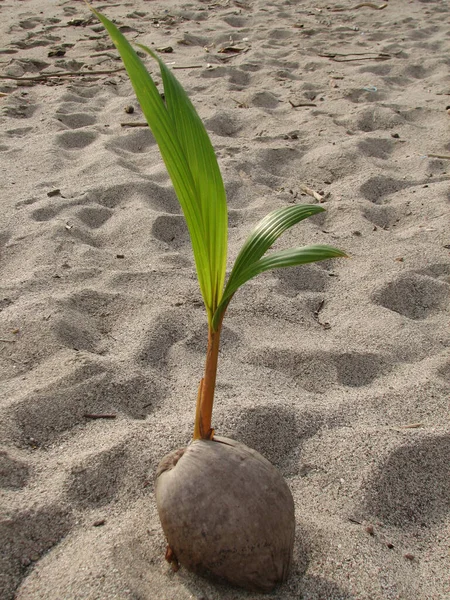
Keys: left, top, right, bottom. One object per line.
{"left": 155, "top": 435, "right": 295, "bottom": 593}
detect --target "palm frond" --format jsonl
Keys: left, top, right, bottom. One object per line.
{"left": 212, "top": 206, "right": 347, "bottom": 329}
{"left": 90, "top": 8, "right": 227, "bottom": 324}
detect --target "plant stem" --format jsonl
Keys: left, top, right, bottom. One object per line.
{"left": 193, "top": 320, "right": 223, "bottom": 440}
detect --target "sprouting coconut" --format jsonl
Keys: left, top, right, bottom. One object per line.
{"left": 156, "top": 437, "right": 295, "bottom": 592}
{"left": 88, "top": 4, "right": 347, "bottom": 592}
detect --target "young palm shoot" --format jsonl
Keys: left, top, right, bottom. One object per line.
{"left": 90, "top": 6, "right": 347, "bottom": 593}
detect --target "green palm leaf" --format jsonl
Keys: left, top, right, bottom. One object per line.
{"left": 90, "top": 5, "right": 347, "bottom": 335}
{"left": 228, "top": 204, "right": 324, "bottom": 277}
{"left": 90, "top": 7, "right": 227, "bottom": 324}
{"left": 90, "top": 5, "right": 348, "bottom": 441}
{"left": 212, "top": 206, "right": 346, "bottom": 329}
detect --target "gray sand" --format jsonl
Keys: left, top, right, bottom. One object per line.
{"left": 1, "top": 0, "right": 449, "bottom": 598}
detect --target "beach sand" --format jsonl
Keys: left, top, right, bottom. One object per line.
{"left": 1, "top": 0, "right": 449, "bottom": 598}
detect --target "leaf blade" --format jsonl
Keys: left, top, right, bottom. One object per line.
{"left": 227, "top": 245, "right": 347, "bottom": 297}
{"left": 228, "top": 205, "right": 325, "bottom": 280}
{"left": 90, "top": 8, "right": 227, "bottom": 322}
{"left": 212, "top": 244, "right": 346, "bottom": 329}
{"left": 138, "top": 44, "right": 228, "bottom": 313}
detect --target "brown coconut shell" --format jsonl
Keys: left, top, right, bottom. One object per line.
{"left": 155, "top": 436, "right": 295, "bottom": 592}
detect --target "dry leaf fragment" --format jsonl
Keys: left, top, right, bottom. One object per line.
{"left": 218, "top": 47, "right": 244, "bottom": 54}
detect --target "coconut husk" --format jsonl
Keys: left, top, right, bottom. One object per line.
{"left": 155, "top": 436, "right": 295, "bottom": 592}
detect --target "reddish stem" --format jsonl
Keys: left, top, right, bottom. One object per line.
{"left": 193, "top": 320, "right": 223, "bottom": 440}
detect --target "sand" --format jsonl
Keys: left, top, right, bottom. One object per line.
{"left": 1, "top": 0, "right": 449, "bottom": 598}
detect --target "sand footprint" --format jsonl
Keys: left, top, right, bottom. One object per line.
{"left": 362, "top": 204, "right": 402, "bottom": 229}
{"left": 105, "top": 128, "right": 156, "bottom": 157}
{"left": 361, "top": 434, "right": 450, "bottom": 526}
{"left": 299, "top": 142, "right": 360, "bottom": 183}
{"left": 151, "top": 214, "right": 189, "bottom": 249}
{"left": 335, "top": 352, "right": 389, "bottom": 387}
{"left": 136, "top": 309, "right": 188, "bottom": 368}
{"left": 30, "top": 205, "right": 60, "bottom": 222}
{"left": 75, "top": 205, "right": 113, "bottom": 228}
{"left": 2, "top": 95, "right": 39, "bottom": 119}
{"left": 56, "top": 288, "right": 124, "bottom": 333}
{"left": 227, "top": 405, "right": 323, "bottom": 476}
{"left": 55, "top": 113, "right": 97, "bottom": 129}
{"left": 250, "top": 90, "right": 281, "bottom": 109}
{"left": 7, "top": 363, "right": 162, "bottom": 448}
{"left": 66, "top": 443, "right": 130, "bottom": 508}
{"left": 0, "top": 505, "right": 73, "bottom": 600}
{"left": 372, "top": 271, "right": 449, "bottom": 320}
{"left": 27, "top": 196, "right": 104, "bottom": 251}
{"left": 334, "top": 105, "right": 405, "bottom": 133}
{"left": 88, "top": 181, "right": 180, "bottom": 214}
{"left": 221, "top": 14, "right": 248, "bottom": 28}
{"left": 16, "top": 17, "right": 43, "bottom": 30}
{"left": 247, "top": 147, "right": 305, "bottom": 189}
{"left": 5, "top": 126, "right": 33, "bottom": 138}
{"left": 275, "top": 264, "right": 331, "bottom": 295}
{"left": 7, "top": 366, "right": 107, "bottom": 447}
{"left": 53, "top": 86, "right": 110, "bottom": 139}
{"left": 360, "top": 175, "right": 412, "bottom": 204}
{"left": 225, "top": 179, "right": 259, "bottom": 209}
{"left": 205, "top": 110, "right": 242, "bottom": 137}
{"left": 357, "top": 137, "right": 396, "bottom": 159}
{"left": 437, "top": 360, "right": 450, "bottom": 384}
{"left": 59, "top": 94, "right": 88, "bottom": 106}
{"left": 0, "top": 451, "right": 30, "bottom": 489}
{"left": 11, "top": 29, "right": 60, "bottom": 50}
{"left": 55, "top": 130, "right": 98, "bottom": 150}
{"left": 418, "top": 262, "right": 450, "bottom": 283}
{"left": 244, "top": 348, "right": 389, "bottom": 393}
{"left": 61, "top": 85, "right": 103, "bottom": 101}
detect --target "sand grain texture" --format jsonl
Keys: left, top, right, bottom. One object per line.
{"left": 1, "top": 0, "right": 449, "bottom": 599}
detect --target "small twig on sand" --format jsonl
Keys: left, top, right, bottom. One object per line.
{"left": 332, "top": 55, "right": 389, "bottom": 62}
{"left": 427, "top": 153, "right": 450, "bottom": 160}
{"left": 172, "top": 65, "right": 203, "bottom": 70}
{"left": 0, "top": 68, "right": 125, "bottom": 81}
{"left": 120, "top": 122, "right": 148, "bottom": 127}
{"left": 353, "top": 2, "right": 387, "bottom": 8}
{"left": 313, "top": 299, "right": 331, "bottom": 329}
{"left": 0, "top": 338, "right": 16, "bottom": 343}
{"left": 289, "top": 101, "right": 317, "bottom": 108}
{"left": 330, "top": 2, "right": 387, "bottom": 11}
{"left": 319, "top": 51, "right": 389, "bottom": 58}
{"left": 314, "top": 299, "right": 325, "bottom": 319}
{"left": 83, "top": 413, "right": 117, "bottom": 419}
{"left": 230, "top": 97, "right": 249, "bottom": 108}
{"left": 318, "top": 52, "right": 391, "bottom": 63}
{"left": 300, "top": 184, "right": 329, "bottom": 202}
